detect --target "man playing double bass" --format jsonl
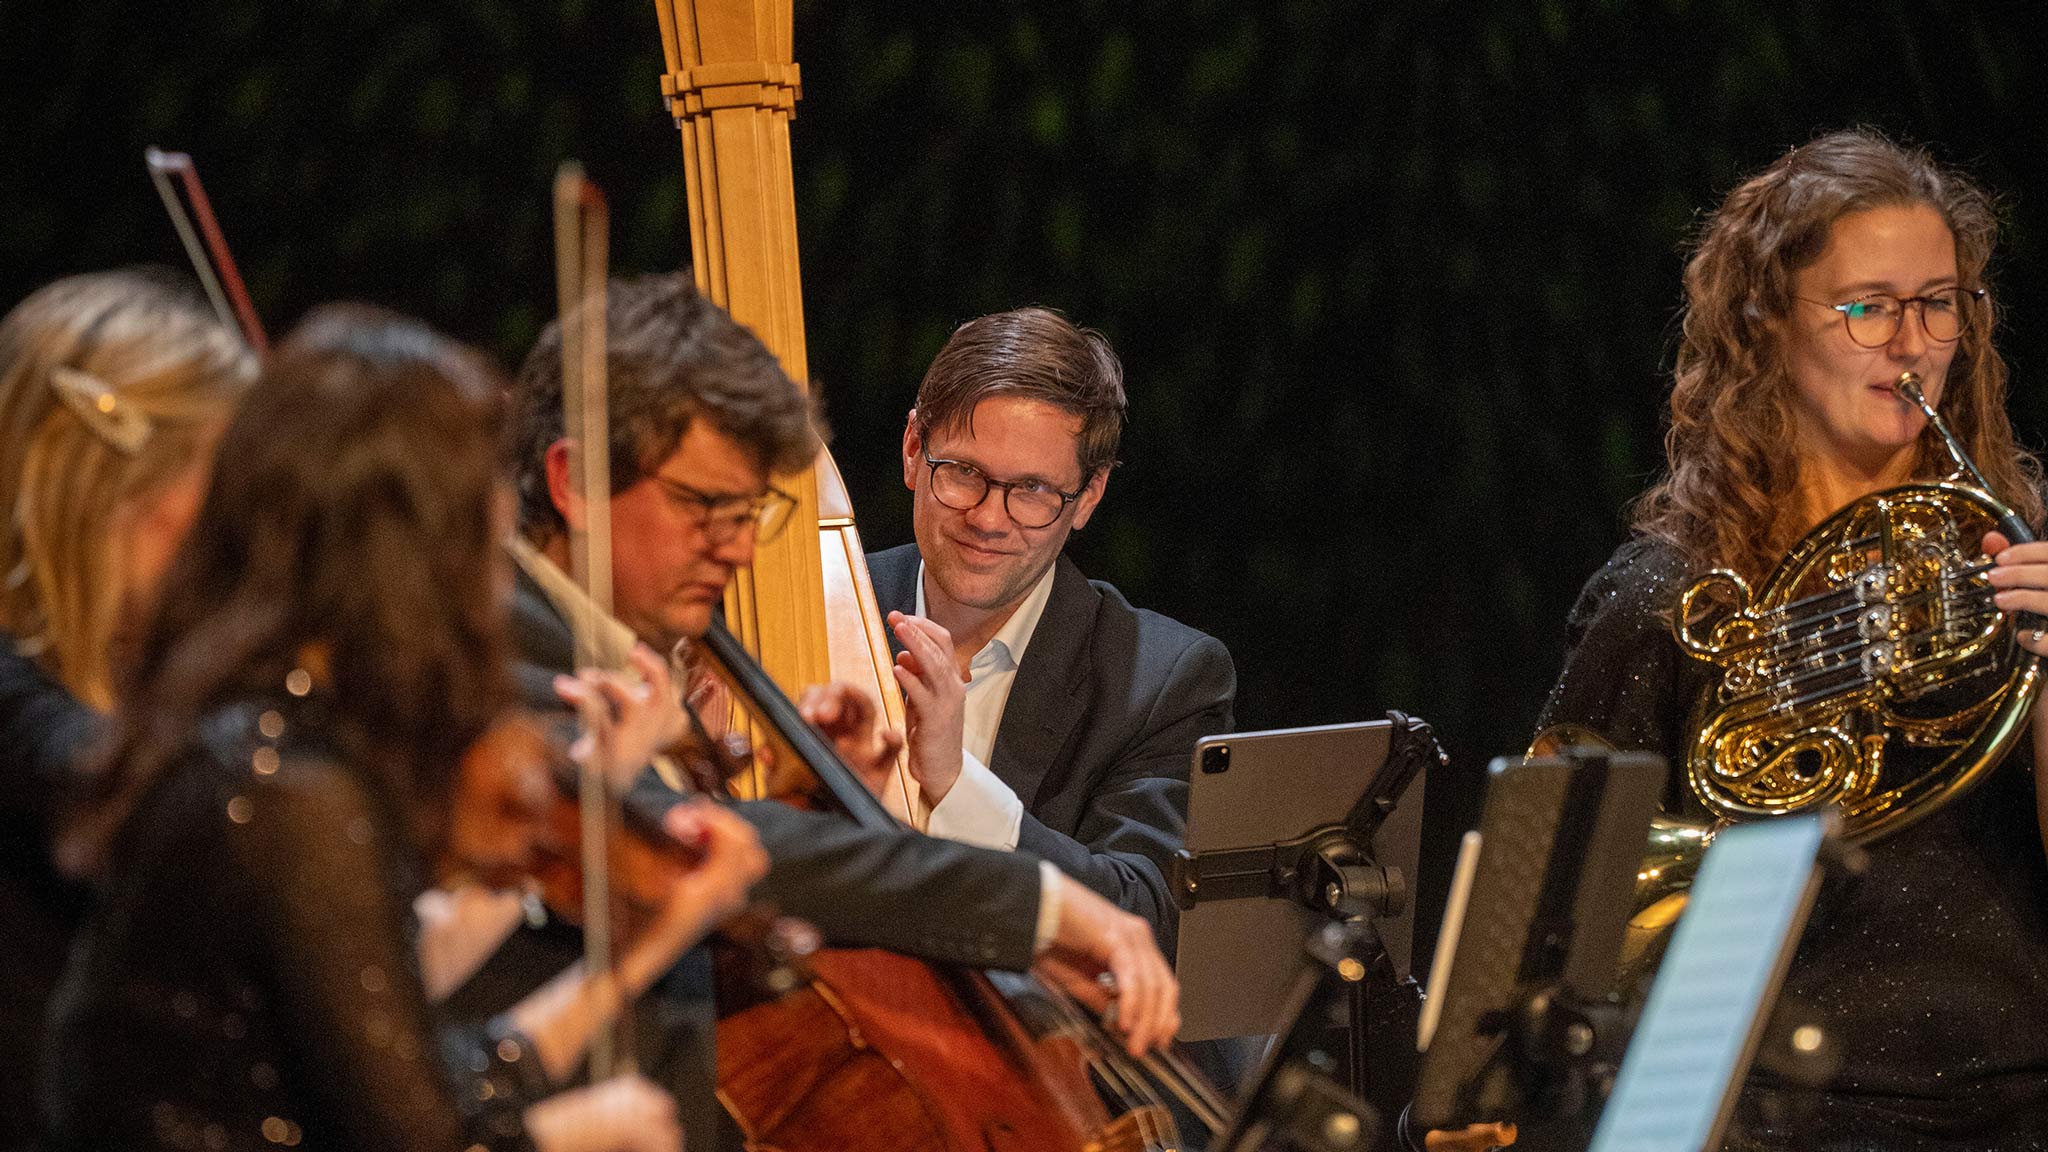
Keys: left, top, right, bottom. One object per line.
{"left": 439, "top": 271, "right": 1178, "bottom": 1150}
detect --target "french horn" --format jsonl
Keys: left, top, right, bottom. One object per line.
{"left": 1536, "top": 371, "right": 2042, "bottom": 981}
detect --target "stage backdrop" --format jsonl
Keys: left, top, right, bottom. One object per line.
{"left": 6, "top": 0, "right": 2043, "bottom": 954}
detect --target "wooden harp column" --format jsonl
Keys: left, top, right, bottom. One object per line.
{"left": 653, "top": 0, "right": 913, "bottom": 816}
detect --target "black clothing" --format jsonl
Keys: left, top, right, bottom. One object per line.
{"left": 0, "top": 640, "right": 99, "bottom": 1150}
{"left": 867, "top": 546, "right": 1237, "bottom": 955}
{"left": 1539, "top": 537, "right": 2048, "bottom": 1151}
{"left": 44, "top": 703, "right": 544, "bottom": 1152}
{"left": 444, "top": 560, "right": 1049, "bottom": 1152}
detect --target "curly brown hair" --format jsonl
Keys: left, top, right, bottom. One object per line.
{"left": 1634, "top": 128, "right": 2041, "bottom": 581}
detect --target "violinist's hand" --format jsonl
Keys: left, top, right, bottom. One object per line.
{"left": 796, "top": 681, "right": 904, "bottom": 797}
{"left": 1035, "top": 871, "right": 1180, "bottom": 1057}
{"left": 888, "top": 611, "right": 968, "bottom": 806}
{"left": 618, "top": 798, "right": 768, "bottom": 994}
{"left": 523, "top": 1073, "right": 683, "bottom": 1152}
{"left": 556, "top": 645, "right": 691, "bottom": 790}
{"left": 1424, "top": 1121, "right": 1517, "bottom": 1151}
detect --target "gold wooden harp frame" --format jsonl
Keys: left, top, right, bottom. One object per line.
{"left": 651, "top": 1, "right": 918, "bottom": 823}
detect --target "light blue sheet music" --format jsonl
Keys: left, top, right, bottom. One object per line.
{"left": 1586, "top": 814, "right": 1827, "bottom": 1152}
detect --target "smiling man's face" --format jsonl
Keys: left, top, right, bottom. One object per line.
{"left": 902, "top": 395, "right": 1106, "bottom": 622}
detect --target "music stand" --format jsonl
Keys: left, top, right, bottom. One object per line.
{"left": 1409, "top": 747, "right": 1664, "bottom": 1131}
{"left": 1585, "top": 812, "right": 1836, "bottom": 1152}
{"left": 1173, "top": 714, "right": 1438, "bottom": 1098}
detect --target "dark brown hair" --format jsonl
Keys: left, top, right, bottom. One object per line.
{"left": 1635, "top": 128, "right": 2041, "bottom": 580}
{"left": 63, "top": 305, "right": 512, "bottom": 876}
{"left": 512, "top": 272, "right": 822, "bottom": 539}
{"left": 915, "top": 307, "right": 1126, "bottom": 481}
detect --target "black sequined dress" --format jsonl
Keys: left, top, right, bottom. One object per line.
{"left": 1539, "top": 538, "right": 2048, "bottom": 1152}
{"left": 43, "top": 702, "right": 547, "bottom": 1152}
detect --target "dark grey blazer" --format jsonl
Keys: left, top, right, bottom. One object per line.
{"left": 867, "top": 544, "right": 1236, "bottom": 955}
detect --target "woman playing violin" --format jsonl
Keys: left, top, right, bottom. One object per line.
{"left": 44, "top": 306, "right": 764, "bottom": 1152}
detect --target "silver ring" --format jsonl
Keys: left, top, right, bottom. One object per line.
{"left": 2031, "top": 629, "right": 2045, "bottom": 645}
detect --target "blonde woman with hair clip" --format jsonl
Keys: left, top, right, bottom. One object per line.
{"left": 0, "top": 266, "right": 254, "bottom": 1149}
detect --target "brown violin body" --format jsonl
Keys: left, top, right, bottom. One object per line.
{"left": 452, "top": 706, "right": 706, "bottom": 947}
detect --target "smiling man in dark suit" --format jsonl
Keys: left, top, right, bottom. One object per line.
{"left": 866, "top": 307, "right": 1235, "bottom": 957}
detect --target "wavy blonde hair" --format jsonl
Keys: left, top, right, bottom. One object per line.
{"left": 1634, "top": 129, "right": 2041, "bottom": 581}
{"left": 0, "top": 269, "right": 254, "bottom": 709}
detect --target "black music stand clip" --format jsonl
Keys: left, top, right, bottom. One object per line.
{"left": 1173, "top": 711, "right": 1439, "bottom": 923}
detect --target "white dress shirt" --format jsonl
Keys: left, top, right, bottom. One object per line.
{"left": 914, "top": 559, "right": 1059, "bottom": 851}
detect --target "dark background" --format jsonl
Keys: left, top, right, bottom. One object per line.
{"left": 6, "top": 0, "right": 2046, "bottom": 934}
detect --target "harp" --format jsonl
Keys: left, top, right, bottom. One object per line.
{"left": 650, "top": 3, "right": 917, "bottom": 823}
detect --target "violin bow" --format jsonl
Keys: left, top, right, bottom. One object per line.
{"left": 553, "top": 161, "right": 635, "bottom": 1078}
{"left": 143, "top": 148, "right": 268, "bottom": 353}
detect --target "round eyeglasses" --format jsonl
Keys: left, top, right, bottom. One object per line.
{"left": 1796, "top": 288, "right": 1985, "bottom": 349}
{"left": 922, "top": 452, "right": 1082, "bottom": 530}
{"left": 648, "top": 473, "right": 798, "bottom": 544}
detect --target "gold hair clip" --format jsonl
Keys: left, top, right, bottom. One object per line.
{"left": 49, "top": 366, "right": 153, "bottom": 455}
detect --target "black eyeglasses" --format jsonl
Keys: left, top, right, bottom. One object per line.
{"left": 647, "top": 473, "right": 797, "bottom": 544}
{"left": 921, "top": 452, "right": 1083, "bottom": 529}
{"left": 1795, "top": 287, "right": 1985, "bottom": 349}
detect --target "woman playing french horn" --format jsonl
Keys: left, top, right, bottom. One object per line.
{"left": 1539, "top": 129, "right": 2048, "bottom": 1149}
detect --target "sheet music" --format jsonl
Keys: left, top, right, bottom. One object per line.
{"left": 1586, "top": 815, "right": 1827, "bottom": 1152}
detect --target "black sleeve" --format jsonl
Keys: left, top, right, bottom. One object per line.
{"left": 228, "top": 760, "right": 545, "bottom": 1152}
{"left": 744, "top": 800, "right": 1046, "bottom": 969}
{"left": 618, "top": 767, "right": 1045, "bottom": 969}
{"left": 0, "top": 641, "right": 104, "bottom": 841}
{"left": 1015, "top": 632, "right": 1234, "bottom": 955}
{"left": 1534, "top": 538, "right": 1703, "bottom": 810}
